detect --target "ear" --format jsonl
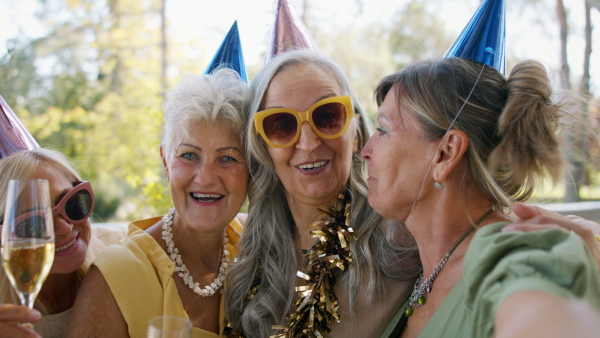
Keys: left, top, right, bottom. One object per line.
{"left": 160, "top": 145, "right": 170, "bottom": 182}
{"left": 431, "top": 129, "right": 469, "bottom": 183}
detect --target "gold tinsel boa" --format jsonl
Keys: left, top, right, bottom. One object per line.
{"left": 272, "top": 192, "right": 355, "bottom": 337}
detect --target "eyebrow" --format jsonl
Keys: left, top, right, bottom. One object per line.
{"left": 179, "top": 143, "right": 201, "bottom": 151}
{"left": 178, "top": 143, "right": 243, "bottom": 154}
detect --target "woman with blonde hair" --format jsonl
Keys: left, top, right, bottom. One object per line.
{"left": 0, "top": 147, "right": 125, "bottom": 337}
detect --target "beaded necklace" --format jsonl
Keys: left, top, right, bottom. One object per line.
{"left": 162, "top": 207, "right": 230, "bottom": 297}
{"left": 404, "top": 208, "right": 494, "bottom": 317}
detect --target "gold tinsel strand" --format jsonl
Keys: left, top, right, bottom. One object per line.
{"left": 272, "top": 192, "right": 355, "bottom": 337}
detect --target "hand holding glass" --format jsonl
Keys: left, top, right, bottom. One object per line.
{"left": 1, "top": 179, "right": 55, "bottom": 309}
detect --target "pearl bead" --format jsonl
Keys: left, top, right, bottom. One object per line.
{"left": 162, "top": 207, "right": 230, "bottom": 297}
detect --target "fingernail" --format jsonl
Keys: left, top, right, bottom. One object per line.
{"left": 31, "top": 309, "right": 41, "bottom": 320}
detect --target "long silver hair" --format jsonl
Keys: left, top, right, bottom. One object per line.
{"left": 225, "top": 50, "right": 420, "bottom": 337}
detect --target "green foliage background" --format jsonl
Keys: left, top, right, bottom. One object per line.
{"left": 1, "top": 0, "right": 598, "bottom": 221}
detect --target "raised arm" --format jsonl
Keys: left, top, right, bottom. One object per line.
{"left": 496, "top": 290, "right": 600, "bottom": 338}
{"left": 67, "top": 265, "right": 129, "bottom": 337}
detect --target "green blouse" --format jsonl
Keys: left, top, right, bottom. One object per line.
{"left": 381, "top": 222, "right": 600, "bottom": 337}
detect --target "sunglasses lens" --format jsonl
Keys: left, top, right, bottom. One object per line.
{"left": 65, "top": 189, "right": 92, "bottom": 222}
{"left": 263, "top": 112, "right": 298, "bottom": 146}
{"left": 312, "top": 102, "right": 347, "bottom": 136}
{"left": 15, "top": 215, "right": 47, "bottom": 238}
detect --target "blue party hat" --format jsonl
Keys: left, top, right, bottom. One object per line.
{"left": 0, "top": 94, "right": 39, "bottom": 159}
{"left": 203, "top": 20, "right": 248, "bottom": 83}
{"left": 264, "top": 0, "right": 320, "bottom": 63}
{"left": 445, "top": 0, "right": 505, "bottom": 74}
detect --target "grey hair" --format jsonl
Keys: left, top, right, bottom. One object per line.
{"left": 0, "top": 148, "right": 82, "bottom": 311}
{"left": 374, "top": 57, "right": 566, "bottom": 213}
{"left": 161, "top": 67, "right": 251, "bottom": 156}
{"left": 225, "top": 50, "right": 420, "bottom": 337}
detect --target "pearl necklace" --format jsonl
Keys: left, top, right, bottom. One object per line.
{"left": 162, "top": 207, "right": 230, "bottom": 297}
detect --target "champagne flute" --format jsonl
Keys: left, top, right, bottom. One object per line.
{"left": 147, "top": 315, "right": 192, "bottom": 338}
{"left": 1, "top": 179, "right": 55, "bottom": 309}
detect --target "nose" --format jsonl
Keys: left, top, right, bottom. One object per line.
{"left": 361, "top": 138, "right": 373, "bottom": 161}
{"left": 53, "top": 213, "right": 74, "bottom": 237}
{"left": 195, "top": 163, "right": 219, "bottom": 186}
{"left": 295, "top": 122, "right": 321, "bottom": 151}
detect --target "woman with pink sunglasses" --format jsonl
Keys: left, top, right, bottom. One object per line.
{"left": 0, "top": 148, "right": 126, "bottom": 337}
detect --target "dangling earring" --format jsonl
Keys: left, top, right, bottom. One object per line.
{"left": 434, "top": 179, "right": 442, "bottom": 190}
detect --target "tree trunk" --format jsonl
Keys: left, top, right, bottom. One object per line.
{"left": 557, "top": 0, "right": 571, "bottom": 90}
{"left": 577, "top": 2, "right": 593, "bottom": 189}
{"left": 581, "top": 2, "right": 592, "bottom": 95}
{"left": 160, "top": 0, "right": 168, "bottom": 98}
{"left": 558, "top": 0, "right": 580, "bottom": 202}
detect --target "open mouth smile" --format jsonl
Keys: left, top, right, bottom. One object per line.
{"left": 191, "top": 193, "right": 224, "bottom": 202}
{"left": 56, "top": 236, "right": 77, "bottom": 253}
{"left": 297, "top": 161, "right": 327, "bottom": 171}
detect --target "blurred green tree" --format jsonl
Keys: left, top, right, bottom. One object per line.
{"left": 0, "top": 0, "right": 170, "bottom": 221}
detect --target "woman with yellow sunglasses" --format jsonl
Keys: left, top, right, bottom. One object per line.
{"left": 225, "top": 49, "right": 421, "bottom": 338}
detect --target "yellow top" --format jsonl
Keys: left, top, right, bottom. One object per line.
{"left": 31, "top": 224, "right": 127, "bottom": 338}
{"left": 93, "top": 216, "right": 242, "bottom": 338}
{"left": 82, "top": 224, "right": 129, "bottom": 273}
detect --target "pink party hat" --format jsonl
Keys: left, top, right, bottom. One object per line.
{"left": 0, "top": 95, "right": 39, "bottom": 159}
{"left": 264, "top": 0, "right": 321, "bottom": 63}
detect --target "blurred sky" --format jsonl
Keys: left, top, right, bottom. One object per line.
{"left": 0, "top": 0, "right": 599, "bottom": 94}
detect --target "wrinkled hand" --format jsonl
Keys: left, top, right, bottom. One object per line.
{"left": 503, "top": 202, "right": 600, "bottom": 272}
{"left": 0, "top": 304, "right": 41, "bottom": 338}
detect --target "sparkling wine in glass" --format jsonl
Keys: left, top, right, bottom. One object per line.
{"left": 1, "top": 179, "right": 55, "bottom": 309}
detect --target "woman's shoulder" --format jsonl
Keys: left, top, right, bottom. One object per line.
{"left": 463, "top": 220, "right": 600, "bottom": 307}
{"left": 93, "top": 217, "right": 171, "bottom": 276}
{"left": 470, "top": 221, "right": 575, "bottom": 254}
{"left": 90, "top": 223, "right": 128, "bottom": 245}
{"left": 466, "top": 220, "right": 591, "bottom": 274}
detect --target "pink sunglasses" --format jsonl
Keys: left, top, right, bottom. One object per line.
{"left": 9, "top": 181, "right": 95, "bottom": 231}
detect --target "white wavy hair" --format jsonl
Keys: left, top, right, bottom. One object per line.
{"left": 161, "top": 67, "right": 251, "bottom": 155}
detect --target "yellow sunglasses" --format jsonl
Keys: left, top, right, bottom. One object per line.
{"left": 254, "top": 95, "right": 357, "bottom": 148}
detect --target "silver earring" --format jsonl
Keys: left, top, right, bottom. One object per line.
{"left": 434, "top": 181, "right": 442, "bottom": 190}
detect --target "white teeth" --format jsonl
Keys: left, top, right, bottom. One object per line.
{"left": 192, "top": 193, "right": 224, "bottom": 199}
{"left": 298, "top": 161, "right": 327, "bottom": 170}
{"left": 56, "top": 237, "right": 77, "bottom": 253}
